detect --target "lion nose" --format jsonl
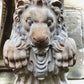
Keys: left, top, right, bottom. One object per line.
{"left": 33, "top": 36, "right": 49, "bottom": 47}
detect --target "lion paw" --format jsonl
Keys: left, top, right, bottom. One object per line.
{"left": 54, "top": 38, "right": 77, "bottom": 68}
{"left": 3, "top": 40, "right": 28, "bottom": 69}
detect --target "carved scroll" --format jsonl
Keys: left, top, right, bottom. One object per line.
{"left": 3, "top": 0, "right": 77, "bottom": 84}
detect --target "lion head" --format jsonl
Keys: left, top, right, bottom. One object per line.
{"left": 11, "top": 0, "right": 66, "bottom": 54}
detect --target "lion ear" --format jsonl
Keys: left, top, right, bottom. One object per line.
{"left": 50, "top": 0, "right": 62, "bottom": 9}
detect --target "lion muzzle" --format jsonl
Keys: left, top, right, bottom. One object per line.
{"left": 29, "top": 23, "right": 50, "bottom": 48}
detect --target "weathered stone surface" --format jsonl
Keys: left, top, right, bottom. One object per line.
{"left": 0, "top": 72, "right": 15, "bottom": 84}
{"left": 64, "top": 0, "right": 84, "bottom": 10}
{"left": 69, "top": 80, "right": 84, "bottom": 84}
{"left": 64, "top": 9, "right": 84, "bottom": 79}
{"left": 64, "top": 9, "right": 82, "bottom": 49}
{"left": 68, "top": 50, "right": 84, "bottom": 79}
{"left": 0, "top": 72, "right": 84, "bottom": 84}
{"left": 3, "top": 0, "right": 77, "bottom": 84}
{"left": 82, "top": 11, "right": 84, "bottom": 47}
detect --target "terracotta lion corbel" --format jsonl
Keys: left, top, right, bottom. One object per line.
{"left": 3, "top": 0, "right": 77, "bottom": 84}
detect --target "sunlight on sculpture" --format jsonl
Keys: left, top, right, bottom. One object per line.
{"left": 3, "top": 0, "right": 77, "bottom": 84}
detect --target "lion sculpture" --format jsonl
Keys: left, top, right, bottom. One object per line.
{"left": 3, "top": 0, "right": 76, "bottom": 84}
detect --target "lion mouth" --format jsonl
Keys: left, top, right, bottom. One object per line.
{"left": 30, "top": 45, "right": 50, "bottom": 56}
{"left": 36, "top": 53, "right": 46, "bottom": 56}
{"left": 32, "top": 43, "right": 49, "bottom": 49}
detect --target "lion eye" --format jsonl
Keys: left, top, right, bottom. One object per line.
{"left": 26, "top": 18, "right": 33, "bottom": 26}
{"left": 47, "top": 18, "right": 53, "bottom": 27}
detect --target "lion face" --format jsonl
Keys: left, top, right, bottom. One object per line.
{"left": 20, "top": 6, "right": 57, "bottom": 49}
{"left": 12, "top": 0, "right": 64, "bottom": 55}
